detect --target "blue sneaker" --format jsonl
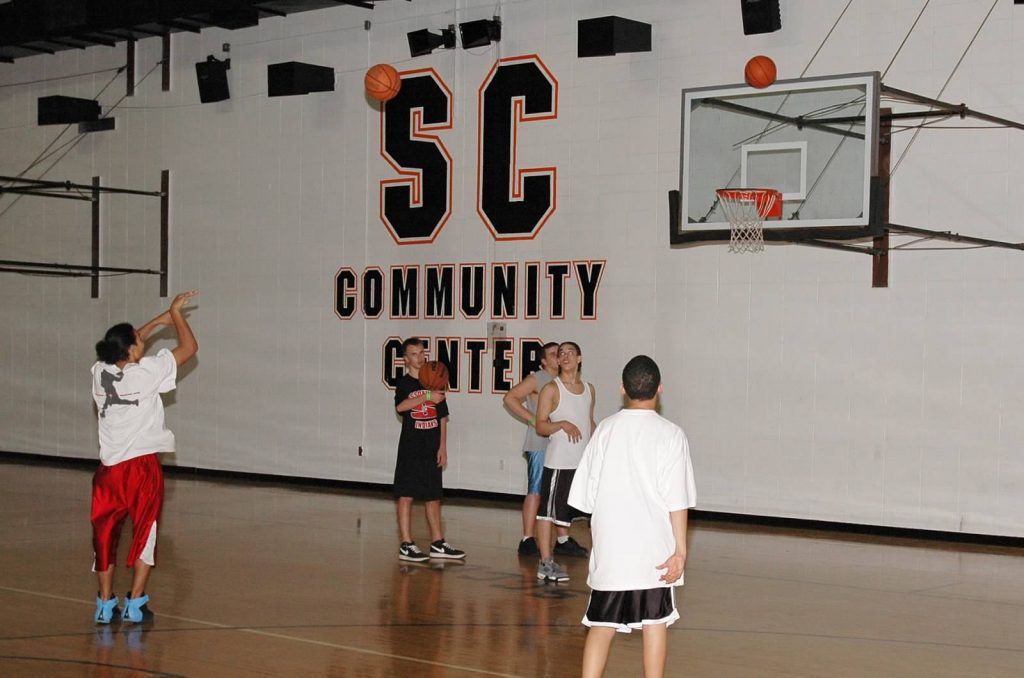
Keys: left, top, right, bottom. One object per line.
{"left": 121, "top": 593, "right": 153, "bottom": 624}
{"left": 94, "top": 595, "right": 120, "bottom": 625}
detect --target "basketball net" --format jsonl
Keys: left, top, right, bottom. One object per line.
{"left": 716, "top": 188, "right": 781, "bottom": 254}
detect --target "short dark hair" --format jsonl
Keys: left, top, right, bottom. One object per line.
{"left": 542, "top": 342, "right": 558, "bottom": 352}
{"left": 622, "top": 355, "right": 660, "bottom": 400}
{"left": 96, "top": 323, "right": 136, "bottom": 364}
{"left": 402, "top": 337, "right": 424, "bottom": 354}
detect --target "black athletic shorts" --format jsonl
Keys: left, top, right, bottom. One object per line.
{"left": 536, "top": 467, "right": 588, "bottom": 527}
{"left": 393, "top": 445, "right": 442, "bottom": 501}
{"left": 582, "top": 587, "right": 679, "bottom": 633}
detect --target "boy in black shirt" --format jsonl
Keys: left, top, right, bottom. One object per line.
{"left": 393, "top": 337, "right": 466, "bottom": 561}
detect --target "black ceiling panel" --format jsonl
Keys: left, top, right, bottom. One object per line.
{"left": 0, "top": 0, "right": 399, "bottom": 63}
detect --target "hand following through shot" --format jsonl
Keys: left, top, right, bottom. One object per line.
{"left": 170, "top": 289, "right": 199, "bottom": 312}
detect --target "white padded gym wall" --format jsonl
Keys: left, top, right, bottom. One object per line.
{"left": 1, "top": 0, "right": 1022, "bottom": 537}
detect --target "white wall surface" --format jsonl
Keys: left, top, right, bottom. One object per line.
{"left": 1, "top": 0, "right": 1023, "bottom": 537}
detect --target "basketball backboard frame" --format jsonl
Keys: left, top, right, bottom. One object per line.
{"left": 668, "top": 73, "right": 1024, "bottom": 286}
{"left": 676, "top": 71, "right": 880, "bottom": 238}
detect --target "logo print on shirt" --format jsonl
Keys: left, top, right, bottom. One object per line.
{"left": 410, "top": 390, "right": 440, "bottom": 429}
{"left": 99, "top": 370, "right": 139, "bottom": 418}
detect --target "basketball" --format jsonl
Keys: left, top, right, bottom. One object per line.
{"left": 365, "top": 63, "right": 401, "bottom": 102}
{"left": 744, "top": 55, "right": 777, "bottom": 89}
{"left": 418, "top": 360, "right": 449, "bottom": 391}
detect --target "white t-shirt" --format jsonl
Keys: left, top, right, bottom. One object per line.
{"left": 568, "top": 408, "right": 697, "bottom": 591}
{"left": 91, "top": 348, "right": 178, "bottom": 466}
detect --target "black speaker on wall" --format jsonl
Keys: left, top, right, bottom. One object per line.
{"left": 267, "top": 62, "right": 335, "bottom": 97}
{"left": 578, "top": 16, "right": 652, "bottom": 58}
{"left": 37, "top": 95, "right": 100, "bottom": 125}
{"left": 195, "top": 56, "right": 231, "bottom": 103}
{"left": 740, "top": 0, "right": 782, "bottom": 35}
{"left": 459, "top": 18, "right": 501, "bottom": 48}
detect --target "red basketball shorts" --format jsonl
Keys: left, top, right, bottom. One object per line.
{"left": 91, "top": 453, "right": 164, "bottom": 571}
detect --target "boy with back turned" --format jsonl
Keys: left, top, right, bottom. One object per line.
{"left": 568, "top": 355, "right": 697, "bottom": 678}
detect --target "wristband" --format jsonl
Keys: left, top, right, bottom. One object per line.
{"left": 425, "top": 390, "right": 432, "bottom": 402}
{"left": 529, "top": 415, "right": 537, "bottom": 427}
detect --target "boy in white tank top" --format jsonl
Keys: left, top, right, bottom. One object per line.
{"left": 533, "top": 341, "right": 597, "bottom": 582}
{"left": 502, "top": 342, "right": 578, "bottom": 556}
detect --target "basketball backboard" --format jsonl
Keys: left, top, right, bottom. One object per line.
{"left": 677, "top": 72, "right": 879, "bottom": 238}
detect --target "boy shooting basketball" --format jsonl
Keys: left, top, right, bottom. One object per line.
{"left": 393, "top": 337, "right": 465, "bottom": 562}
{"left": 568, "top": 355, "right": 696, "bottom": 678}
{"left": 90, "top": 290, "right": 198, "bottom": 624}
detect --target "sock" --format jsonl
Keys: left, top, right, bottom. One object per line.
{"left": 557, "top": 535, "right": 569, "bottom": 544}
{"left": 522, "top": 536, "right": 532, "bottom": 542}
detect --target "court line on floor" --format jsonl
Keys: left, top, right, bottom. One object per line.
{"left": 0, "top": 586, "right": 524, "bottom": 677}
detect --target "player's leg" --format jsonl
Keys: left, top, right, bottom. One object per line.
{"left": 91, "top": 463, "right": 128, "bottom": 623}
{"left": 129, "top": 562, "right": 152, "bottom": 599}
{"left": 424, "top": 499, "right": 443, "bottom": 542}
{"left": 641, "top": 623, "right": 668, "bottom": 678}
{"left": 536, "top": 516, "right": 553, "bottom": 560}
{"left": 424, "top": 500, "right": 466, "bottom": 559}
{"left": 396, "top": 496, "right": 429, "bottom": 561}
{"left": 524, "top": 453, "right": 570, "bottom": 546}
{"left": 581, "top": 627, "right": 616, "bottom": 678}
{"left": 396, "top": 497, "right": 414, "bottom": 542}
{"left": 519, "top": 451, "right": 543, "bottom": 554}
{"left": 548, "top": 469, "right": 582, "bottom": 565}
{"left": 535, "top": 466, "right": 556, "bottom": 561}
{"left": 522, "top": 493, "right": 540, "bottom": 535}
{"left": 123, "top": 454, "right": 163, "bottom": 622}
{"left": 522, "top": 451, "right": 543, "bottom": 538}
{"left": 535, "top": 468, "right": 570, "bottom": 581}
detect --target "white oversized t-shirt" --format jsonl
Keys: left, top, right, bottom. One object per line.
{"left": 568, "top": 408, "right": 696, "bottom": 591}
{"left": 91, "top": 348, "right": 177, "bottom": 466}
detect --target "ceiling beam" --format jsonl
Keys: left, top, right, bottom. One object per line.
{"left": 43, "top": 38, "right": 89, "bottom": 50}
{"left": 73, "top": 34, "right": 118, "bottom": 47}
{"left": 129, "top": 26, "right": 169, "bottom": 37}
{"left": 158, "top": 20, "right": 203, "bottom": 34}
{"left": 329, "top": 1, "right": 377, "bottom": 9}
{"left": 18, "top": 44, "right": 57, "bottom": 55}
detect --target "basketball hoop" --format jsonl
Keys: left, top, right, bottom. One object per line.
{"left": 716, "top": 188, "right": 782, "bottom": 253}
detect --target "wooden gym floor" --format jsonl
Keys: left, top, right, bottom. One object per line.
{"left": 1, "top": 459, "right": 1022, "bottom": 677}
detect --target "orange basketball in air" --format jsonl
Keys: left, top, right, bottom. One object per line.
{"left": 418, "top": 360, "right": 449, "bottom": 391}
{"left": 365, "top": 63, "right": 401, "bottom": 102}
{"left": 744, "top": 55, "right": 777, "bottom": 89}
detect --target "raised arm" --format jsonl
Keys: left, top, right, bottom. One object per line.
{"left": 502, "top": 374, "right": 538, "bottom": 424}
{"left": 136, "top": 311, "right": 171, "bottom": 342}
{"left": 169, "top": 290, "right": 199, "bottom": 367}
